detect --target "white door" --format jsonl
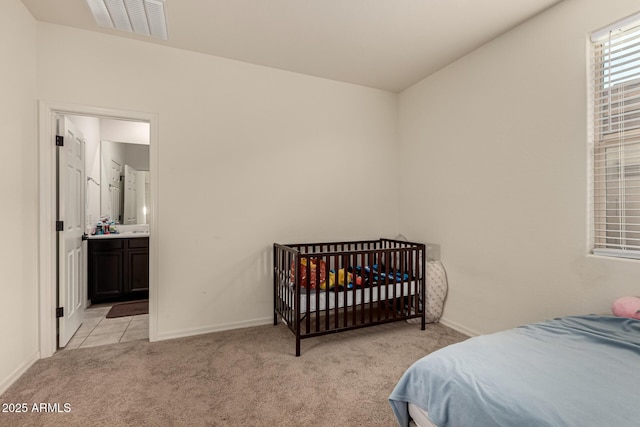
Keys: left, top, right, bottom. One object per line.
{"left": 123, "top": 164, "right": 138, "bottom": 224}
{"left": 57, "top": 116, "right": 86, "bottom": 347}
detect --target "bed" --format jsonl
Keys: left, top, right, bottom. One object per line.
{"left": 389, "top": 314, "right": 640, "bottom": 427}
{"left": 273, "top": 239, "right": 426, "bottom": 356}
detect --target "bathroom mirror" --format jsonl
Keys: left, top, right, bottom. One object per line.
{"left": 100, "top": 141, "right": 150, "bottom": 225}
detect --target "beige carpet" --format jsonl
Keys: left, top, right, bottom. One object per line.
{"left": 0, "top": 321, "right": 467, "bottom": 427}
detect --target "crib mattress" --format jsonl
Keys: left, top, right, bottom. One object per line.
{"left": 283, "top": 281, "right": 418, "bottom": 314}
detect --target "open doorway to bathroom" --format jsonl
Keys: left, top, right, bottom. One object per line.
{"left": 61, "top": 115, "right": 151, "bottom": 350}
{"left": 38, "top": 101, "right": 158, "bottom": 359}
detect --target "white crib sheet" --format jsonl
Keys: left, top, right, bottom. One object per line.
{"left": 285, "top": 281, "right": 418, "bottom": 314}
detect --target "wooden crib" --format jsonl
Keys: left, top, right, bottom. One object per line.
{"left": 273, "top": 239, "right": 426, "bottom": 356}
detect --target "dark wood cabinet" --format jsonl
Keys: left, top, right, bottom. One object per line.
{"left": 88, "top": 237, "right": 149, "bottom": 303}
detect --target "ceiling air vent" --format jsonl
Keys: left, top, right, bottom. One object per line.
{"left": 85, "top": 0, "right": 168, "bottom": 40}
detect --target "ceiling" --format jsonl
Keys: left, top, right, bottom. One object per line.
{"left": 21, "top": 0, "right": 563, "bottom": 92}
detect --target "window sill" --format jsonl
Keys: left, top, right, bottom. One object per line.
{"left": 590, "top": 249, "right": 640, "bottom": 261}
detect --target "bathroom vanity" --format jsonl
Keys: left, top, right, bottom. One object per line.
{"left": 87, "top": 233, "right": 149, "bottom": 303}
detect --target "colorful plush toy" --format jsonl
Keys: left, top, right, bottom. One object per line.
{"left": 328, "top": 269, "right": 353, "bottom": 289}
{"left": 611, "top": 296, "right": 640, "bottom": 320}
{"left": 291, "top": 258, "right": 327, "bottom": 290}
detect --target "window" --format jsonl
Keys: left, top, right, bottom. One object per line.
{"left": 591, "top": 14, "right": 640, "bottom": 259}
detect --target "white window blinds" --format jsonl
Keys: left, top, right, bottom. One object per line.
{"left": 591, "top": 15, "right": 640, "bottom": 259}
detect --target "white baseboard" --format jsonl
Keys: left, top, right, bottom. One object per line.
{"left": 155, "top": 316, "right": 273, "bottom": 342}
{"left": 439, "top": 316, "right": 481, "bottom": 337}
{"left": 0, "top": 351, "right": 40, "bottom": 396}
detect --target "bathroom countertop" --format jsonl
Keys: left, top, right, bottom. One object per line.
{"left": 87, "top": 232, "right": 149, "bottom": 239}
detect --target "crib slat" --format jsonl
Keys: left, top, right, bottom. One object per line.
{"left": 342, "top": 251, "right": 347, "bottom": 327}
{"left": 305, "top": 255, "right": 311, "bottom": 335}
{"left": 317, "top": 253, "right": 322, "bottom": 334}
{"left": 368, "top": 251, "right": 374, "bottom": 324}
{"left": 351, "top": 252, "right": 357, "bottom": 326}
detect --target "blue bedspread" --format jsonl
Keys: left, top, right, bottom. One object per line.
{"left": 389, "top": 315, "right": 640, "bottom": 427}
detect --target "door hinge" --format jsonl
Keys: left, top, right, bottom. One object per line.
{"left": 56, "top": 307, "right": 64, "bottom": 318}
{"left": 55, "top": 135, "right": 64, "bottom": 147}
{"left": 56, "top": 221, "right": 64, "bottom": 231}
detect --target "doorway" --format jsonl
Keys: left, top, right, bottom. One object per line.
{"left": 38, "top": 101, "right": 158, "bottom": 358}
{"left": 63, "top": 114, "right": 150, "bottom": 349}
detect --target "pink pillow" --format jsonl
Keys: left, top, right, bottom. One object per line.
{"left": 611, "top": 296, "right": 640, "bottom": 320}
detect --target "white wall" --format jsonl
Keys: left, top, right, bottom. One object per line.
{"left": 36, "top": 23, "right": 399, "bottom": 338}
{"left": 399, "top": 0, "right": 640, "bottom": 335}
{"left": 0, "top": 0, "right": 38, "bottom": 394}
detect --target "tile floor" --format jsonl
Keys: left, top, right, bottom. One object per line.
{"left": 64, "top": 302, "right": 149, "bottom": 350}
